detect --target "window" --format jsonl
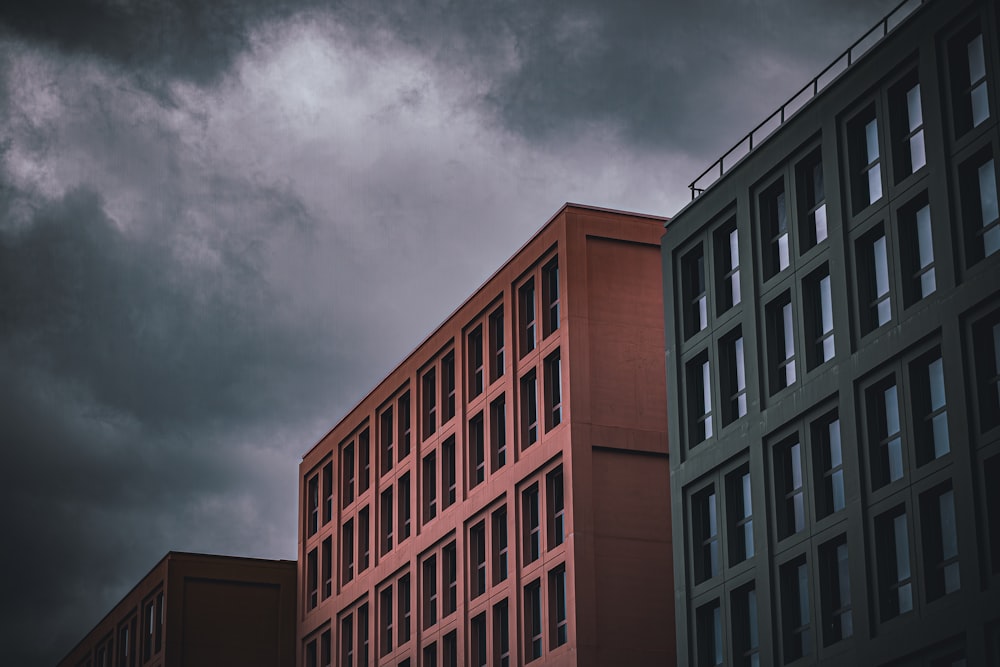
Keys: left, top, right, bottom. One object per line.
{"left": 444, "top": 541, "right": 457, "bottom": 617}
{"left": 471, "top": 612, "right": 488, "bottom": 667}
{"left": 549, "top": 565, "right": 568, "bottom": 648}
{"left": 960, "top": 149, "right": 999, "bottom": 263}
{"left": 682, "top": 244, "right": 708, "bottom": 338}
{"left": 542, "top": 257, "right": 559, "bottom": 337}
{"left": 380, "top": 407, "right": 394, "bottom": 476}
{"left": 493, "top": 506, "right": 509, "bottom": 584}
{"left": 804, "top": 266, "right": 835, "bottom": 369}
{"left": 761, "top": 179, "right": 790, "bottom": 279}
{"left": 876, "top": 506, "right": 913, "bottom": 620}
{"left": 117, "top": 615, "right": 137, "bottom": 667}
{"left": 521, "top": 370, "right": 538, "bottom": 448}
{"left": 525, "top": 579, "right": 543, "bottom": 661}
{"left": 696, "top": 599, "right": 723, "bottom": 667}
{"left": 731, "top": 583, "right": 760, "bottom": 667}
{"left": 340, "top": 615, "right": 353, "bottom": 667}
{"left": 443, "top": 630, "right": 457, "bottom": 667}
{"left": 523, "top": 484, "right": 541, "bottom": 563}
{"left": 547, "top": 467, "right": 565, "bottom": 549}
{"left": 812, "top": 413, "right": 845, "bottom": 520}
{"left": 323, "top": 462, "right": 333, "bottom": 524}
{"left": 358, "top": 505, "right": 370, "bottom": 572}
{"left": 379, "top": 587, "right": 393, "bottom": 656}
{"left": 720, "top": 328, "right": 747, "bottom": 426}
{"left": 780, "top": 556, "right": 812, "bottom": 662}
{"left": 422, "top": 368, "right": 437, "bottom": 439}
{"left": 819, "top": 536, "right": 852, "bottom": 646}
{"left": 890, "top": 71, "right": 926, "bottom": 180}
{"left": 320, "top": 629, "right": 331, "bottom": 667}
{"left": 308, "top": 474, "right": 319, "bottom": 536}
{"left": 797, "top": 148, "right": 827, "bottom": 251}
{"left": 469, "top": 325, "right": 484, "bottom": 399}
{"left": 767, "top": 292, "right": 797, "bottom": 393}
{"left": 867, "top": 377, "right": 904, "bottom": 489}
{"left": 494, "top": 599, "right": 510, "bottom": 667}
{"left": 687, "top": 352, "right": 713, "bottom": 446}
{"left": 692, "top": 486, "right": 719, "bottom": 584}
{"left": 949, "top": 24, "right": 990, "bottom": 136}
{"left": 381, "top": 488, "right": 394, "bottom": 556}
{"left": 726, "top": 466, "right": 753, "bottom": 565}
{"left": 399, "top": 574, "right": 411, "bottom": 644}
{"left": 142, "top": 597, "right": 154, "bottom": 662}
{"left": 973, "top": 308, "right": 1000, "bottom": 432}
{"left": 775, "top": 437, "right": 805, "bottom": 540}
{"left": 423, "top": 452, "right": 437, "bottom": 523}
{"left": 399, "top": 472, "right": 411, "bottom": 541}
{"left": 358, "top": 604, "right": 369, "bottom": 666}
{"left": 342, "top": 519, "right": 355, "bottom": 584}
{"left": 490, "top": 395, "right": 507, "bottom": 472}
{"left": 544, "top": 350, "right": 562, "bottom": 431}
{"left": 469, "top": 412, "right": 485, "bottom": 488}
{"left": 358, "top": 429, "right": 370, "bottom": 494}
{"left": 441, "top": 352, "right": 455, "bottom": 424}
{"left": 899, "top": 194, "right": 936, "bottom": 306}
{"left": 858, "top": 225, "right": 892, "bottom": 333}
{"left": 921, "top": 482, "right": 960, "bottom": 600}
{"left": 489, "top": 306, "right": 505, "bottom": 382}
{"left": 154, "top": 592, "right": 163, "bottom": 654}
{"left": 912, "top": 350, "right": 949, "bottom": 465}
{"left": 849, "top": 104, "right": 883, "bottom": 213}
{"left": 342, "top": 441, "right": 355, "bottom": 507}
{"left": 422, "top": 555, "right": 437, "bottom": 629}
{"left": 322, "top": 537, "right": 332, "bottom": 599}
{"left": 519, "top": 279, "right": 536, "bottom": 356}
{"left": 714, "top": 218, "right": 741, "bottom": 314}
{"left": 442, "top": 437, "right": 456, "bottom": 510}
{"left": 422, "top": 642, "right": 436, "bottom": 667}
{"left": 398, "top": 392, "right": 411, "bottom": 460}
{"left": 470, "top": 521, "right": 487, "bottom": 598}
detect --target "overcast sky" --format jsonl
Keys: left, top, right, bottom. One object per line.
{"left": 0, "top": 0, "right": 902, "bottom": 663}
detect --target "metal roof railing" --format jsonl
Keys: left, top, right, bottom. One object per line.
{"left": 688, "top": 0, "right": 928, "bottom": 201}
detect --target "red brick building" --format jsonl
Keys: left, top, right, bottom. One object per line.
{"left": 58, "top": 552, "right": 296, "bottom": 667}
{"left": 298, "top": 204, "right": 675, "bottom": 666}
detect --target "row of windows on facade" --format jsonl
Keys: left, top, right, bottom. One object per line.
{"left": 307, "top": 465, "right": 564, "bottom": 604}
{"left": 75, "top": 591, "right": 163, "bottom": 667}
{"left": 304, "top": 562, "right": 567, "bottom": 667}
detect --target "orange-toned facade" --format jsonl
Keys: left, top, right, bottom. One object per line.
{"left": 298, "top": 204, "right": 675, "bottom": 666}
{"left": 58, "top": 552, "right": 296, "bottom": 667}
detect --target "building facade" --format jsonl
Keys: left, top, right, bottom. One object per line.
{"left": 58, "top": 552, "right": 297, "bottom": 667}
{"left": 297, "top": 204, "right": 674, "bottom": 666}
{"left": 662, "top": 0, "right": 1000, "bottom": 664}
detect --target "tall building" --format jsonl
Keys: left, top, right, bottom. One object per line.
{"left": 57, "top": 552, "right": 297, "bottom": 667}
{"left": 297, "top": 204, "right": 674, "bottom": 666}
{"left": 662, "top": 0, "right": 1000, "bottom": 664}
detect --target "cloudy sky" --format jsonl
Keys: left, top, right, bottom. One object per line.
{"left": 0, "top": 0, "right": 903, "bottom": 663}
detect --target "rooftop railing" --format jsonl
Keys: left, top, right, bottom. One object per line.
{"left": 688, "top": 0, "right": 928, "bottom": 200}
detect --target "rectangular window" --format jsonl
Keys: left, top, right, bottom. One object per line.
{"left": 876, "top": 507, "right": 913, "bottom": 620}
{"left": 399, "top": 574, "right": 411, "bottom": 644}
{"left": 727, "top": 466, "right": 754, "bottom": 565}
{"left": 471, "top": 612, "right": 488, "bottom": 667}
{"left": 358, "top": 505, "right": 370, "bottom": 572}
{"left": 715, "top": 218, "right": 741, "bottom": 314}
{"left": 323, "top": 462, "right": 333, "bottom": 524}
{"left": 340, "top": 615, "right": 353, "bottom": 667}
{"left": 524, "top": 484, "right": 541, "bottom": 563}
{"left": 470, "top": 412, "right": 486, "bottom": 487}
{"left": 358, "top": 604, "right": 369, "bottom": 666}
{"left": 868, "top": 378, "right": 904, "bottom": 489}
{"left": 687, "top": 352, "right": 713, "bottom": 446}
{"left": 961, "top": 151, "right": 999, "bottom": 263}
{"left": 442, "top": 436, "right": 456, "bottom": 510}
{"left": 489, "top": 306, "right": 505, "bottom": 382}
{"left": 696, "top": 599, "right": 723, "bottom": 667}
{"left": 443, "top": 630, "right": 457, "bottom": 667}
{"left": 422, "top": 452, "right": 437, "bottom": 523}
{"left": 380, "top": 407, "right": 394, "bottom": 476}
{"left": 494, "top": 599, "right": 510, "bottom": 667}
{"left": 850, "top": 105, "right": 883, "bottom": 213}
{"left": 974, "top": 309, "right": 1000, "bottom": 432}
{"left": 379, "top": 586, "right": 393, "bottom": 657}
{"left": 342, "top": 519, "right": 355, "bottom": 584}
{"left": 805, "top": 266, "right": 835, "bottom": 369}
{"left": 308, "top": 550, "right": 319, "bottom": 609}
{"left": 544, "top": 350, "right": 562, "bottom": 431}
{"left": 720, "top": 328, "right": 747, "bottom": 426}
{"left": 142, "top": 598, "right": 154, "bottom": 661}
{"left": 761, "top": 179, "right": 790, "bottom": 279}
{"left": 819, "top": 536, "right": 853, "bottom": 646}
{"left": 469, "top": 325, "right": 484, "bottom": 399}
{"left": 422, "top": 368, "right": 437, "bottom": 440}
{"left": 921, "top": 483, "right": 960, "bottom": 600}
{"left": 731, "top": 583, "right": 760, "bottom": 667}
{"left": 490, "top": 395, "right": 507, "bottom": 472}
{"left": 525, "top": 580, "right": 543, "bottom": 662}
{"left": 859, "top": 226, "right": 892, "bottom": 332}
{"left": 912, "top": 350, "right": 949, "bottom": 465}
{"left": 399, "top": 472, "right": 411, "bottom": 541}
{"left": 398, "top": 392, "right": 411, "bottom": 461}
{"left": 322, "top": 537, "right": 332, "bottom": 599}
{"left": 780, "top": 556, "right": 812, "bottom": 663}
{"left": 154, "top": 592, "right": 163, "bottom": 653}
{"left": 776, "top": 437, "right": 806, "bottom": 540}
{"left": 422, "top": 555, "right": 437, "bottom": 629}
{"left": 493, "top": 506, "right": 509, "bottom": 584}
{"left": 380, "top": 488, "right": 394, "bottom": 556}
{"left": 441, "top": 352, "right": 455, "bottom": 424}
{"left": 471, "top": 521, "right": 487, "bottom": 598}
{"left": 950, "top": 26, "right": 990, "bottom": 136}
{"left": 767, "top": 293, "right": 797, "bottom": 393}
{"left": 521, "top": 370, "right": 538, "bottom": 448}
{"left": 549, "top": 565, "right": 568, "bottom": 648}
{"left": 891, "top": 71, "right": 926, "bottom": 179}
{"left": 358, "top": 429, "right": 370, "bottom": 494}
{"left": 548, "top": 466, "right": 565, "bottom": 549}
{"left": 320, "top": 629, "right": 331, "bottom": 667}
{"left": 797, "top": 148, "right": 827, "bottom": 251}
{"left": 443, "top": 541, "right": 457, "bottom": 617}
{"left": 308, "top": 473, "right": 320, "bottom": 537}
{"left": 813, "top": 413, "right": 845, "bottom": 520}
{"left": 899, "top": 195, "right": 936, "bottom": 306}
{"left": 682, "top": 244, "right": 709, "bottom": 338}
{"left": 693, "top": 486, "right": 719, "bottom": 584}
{"left": 542, "top": 257, "right": 559, "bottom": 338}
{"left": 519, "top": 279, "right": 536, "bottom": 356}
{"left": 422, "top": 642, "right": 436, "bottom": 667}
{"left": 342, "top": 441, "right": 355, "bottom": 508}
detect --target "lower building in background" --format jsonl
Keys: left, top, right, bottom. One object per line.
{"left": 58, "top": 552, "right": 296, "bottom": 667}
